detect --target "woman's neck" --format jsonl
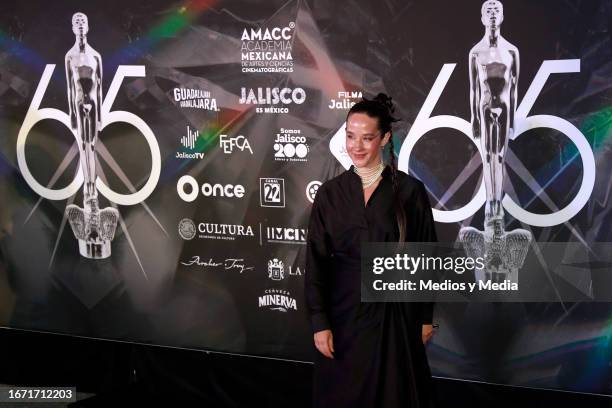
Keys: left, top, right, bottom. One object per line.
{"left": 355, "top": 159, "right": 383, "bottom": 173}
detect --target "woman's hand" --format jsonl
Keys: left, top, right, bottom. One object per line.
{"left": 422, "top": 324, "right": 434, "bottom": 345}
{"left": 314, "top": 329, "right": 334, "bottom": 359}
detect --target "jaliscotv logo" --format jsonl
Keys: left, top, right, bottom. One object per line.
{"left": 328, "top": 91, "right": 363, "bottom": 110}
{"left": 260, "top": 224, "right": 306, "bottom": 245}
{"left": 173, "top": 87, "right": 219, "bottom": 111}
{"left": 258, "top": 288, "right": 297, "bottom": 312}
{"left": 267, "top": 258, "right": 304, "bottom": 281}
{"left": 178, "top": 219, "right": 255, "bottom": 241}
{"left": 273, "top": 128, "right": 309, "bottom": 162}
{"left": 177, "top": 175, "right": 246, "bottom": 202}
{"left": 241, "top": 22, "right": 295, "bottom": 73}
{"left": 219, "top": 134, "right": 253, "bottom": 154}
{"left": 239, "top": 87, "right": 306, "bottom": 114}
{"left": 176, "top": 125, "right": 204, "bottom": 160}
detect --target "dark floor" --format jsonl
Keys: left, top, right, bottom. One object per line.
{"left": 0, "top": 328, "right": 610, "bottom": 408}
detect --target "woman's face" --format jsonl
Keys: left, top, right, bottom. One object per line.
{"left": 346, "top": 112, "right": 390, "bottom": 169}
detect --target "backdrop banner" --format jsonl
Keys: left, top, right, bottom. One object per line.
{"left": 0, "top": 0, "right": 611, "bottom": 395}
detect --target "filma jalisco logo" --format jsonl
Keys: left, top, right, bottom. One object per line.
{"left": 329, "top": 1, "right": 596, "bottom": 278}
{"left": 328, "top": 91, "right": 363, "bottom": 110}
{"left": 16, "top": 13, "right": 161, "bottom": 260}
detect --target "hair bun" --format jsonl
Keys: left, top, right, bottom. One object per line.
{"left": 373, "top": 93, "right": 395, "bottom": 115}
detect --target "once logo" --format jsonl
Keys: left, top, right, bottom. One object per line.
{"left": 177, "top": 175, "right": 245, "bottom": 202}
{"left": 260, "top": 178, "right": 286, "bottom": 208}
{"left": 306, "top": 181, "right": 322, "bottom": 203}
{"left": 178, "top": 218, "right": 197, "bottom": 240}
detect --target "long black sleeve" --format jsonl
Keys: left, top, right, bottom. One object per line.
{"left": 412, "top": 180, "right": 438, "bottom": 325}
{"left": 305, "top": 184, "right": 331, "bottom": 333}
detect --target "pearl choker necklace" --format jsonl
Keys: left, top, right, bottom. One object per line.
{"left": 353, "top": 162, "right": 385, "bottom": 188}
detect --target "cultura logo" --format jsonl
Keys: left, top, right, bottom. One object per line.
{"left": 178, "top": 221, "right": 255, "bottom": 241}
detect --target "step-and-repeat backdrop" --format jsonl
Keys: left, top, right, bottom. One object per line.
{"left": 1, "top": 0, "right": 611, "bottom": 395}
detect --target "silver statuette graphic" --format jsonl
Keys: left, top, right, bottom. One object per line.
{"left": 460, "top": 1, "right": 531, "bottom": 281}
{"left": 65, "top": 12, "right": 118, "bottom": 259}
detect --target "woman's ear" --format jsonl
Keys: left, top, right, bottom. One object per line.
{"left": 381, "top": 131, "right": 391, "bottom": 147}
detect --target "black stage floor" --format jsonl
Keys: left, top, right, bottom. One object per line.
{"left": 1, "top": 328, "right": 610, "bottom": 408}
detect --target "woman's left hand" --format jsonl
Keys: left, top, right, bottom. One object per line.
{"left": 422, "top": 324, "right": 434, "bottom": 344}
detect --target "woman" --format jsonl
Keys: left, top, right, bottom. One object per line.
{"left": 305, "top": 94, "right": 437, "bottom": 407}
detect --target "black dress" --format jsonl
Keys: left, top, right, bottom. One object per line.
{"left": 305, "top": 164, "right": 437, "bottom": 408}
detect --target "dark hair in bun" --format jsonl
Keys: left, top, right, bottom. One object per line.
{"left": 347, "top": 93, "right": 400, "bottom": 135}
{"left": 345, "top": 92, "right": 406, "bottom": 242}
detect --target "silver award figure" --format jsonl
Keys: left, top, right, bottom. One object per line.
{"left": 65, "top": 12, "right": 118, "bottom": 259}
{"left": 460, "top": 1, "right": 531, "bottom": 281}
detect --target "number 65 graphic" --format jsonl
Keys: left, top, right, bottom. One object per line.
{"left": 330, "top": 59, "right": 595, "bottom": 227}
{"left": 16, "top": 65, "right": 161, "bottom": 206}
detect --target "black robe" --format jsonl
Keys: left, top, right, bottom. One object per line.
{"left": 305, "top": 164, "right": 437, "bottom": 408}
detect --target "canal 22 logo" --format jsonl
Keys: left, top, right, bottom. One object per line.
{"left": 330, "top": 59, "right": 595, "bottom": 228}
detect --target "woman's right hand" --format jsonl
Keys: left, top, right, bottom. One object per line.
{"left": 314, "top": 329, "right": 334, "bottom": 359}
